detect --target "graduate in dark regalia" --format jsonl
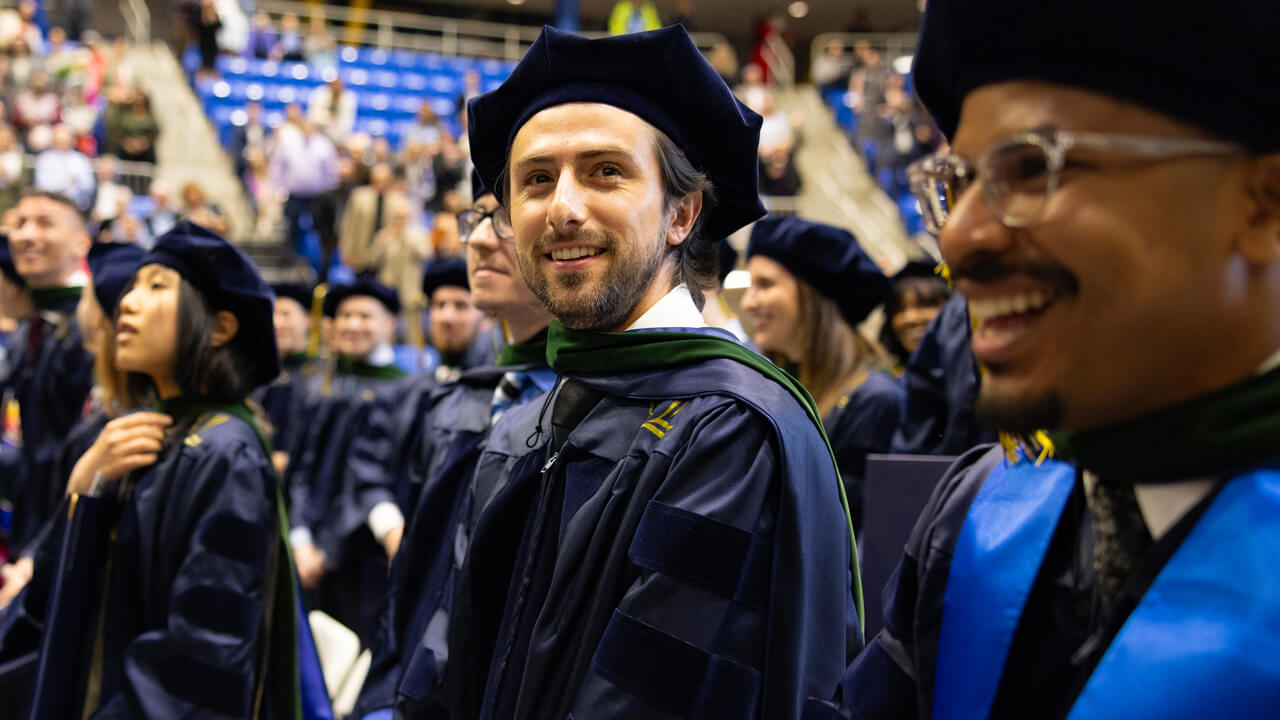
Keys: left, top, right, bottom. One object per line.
{"left": 452, "top": 25, "right": 860, "bottom": 720}
{"left": 421, "top": 258, "right": 489, "bottom": 384}
{"left": 888, "top": 293, "right": 991, "bottom": 455}
{"left": 288, "top": 278, "right": 409, "bottom": 645}
{"left": 0, "top": 236, "right": 27, "bottom": 571}
{"left": 742, "top": 216, "right": 901, "bottom": 535}
{"left": 879, "top": 261, "right": 950, "bottom": 375}
{"left": 0, "top": 241, "right": 143, "bottom": 609}
{"left": 351, "top": 173, "right": 558, "bottom": 720}
{"left": 0, "top": 221, "right": 305, "bottom": 718}
{"left": 254, "top": 282, "right": 320, "bottom": 474}
{"left": 0, "top": 235, "right": 31, "bottom": 384}
{"left": 811, "top": 2, "right": 1280, "bottom": 718}
{"left": 1, "top": 190, "right": 94, "bottom": 555}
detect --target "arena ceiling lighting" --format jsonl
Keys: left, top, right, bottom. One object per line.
{"left": 787, "top": 1, "right": 809, "bottom": 18}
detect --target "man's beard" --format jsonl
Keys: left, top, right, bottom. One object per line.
{"left": 974, "top": 380, "right": 1065, "bottom": 435}
{"left": 519, "top": 228, "right": 666, "bottom": 331}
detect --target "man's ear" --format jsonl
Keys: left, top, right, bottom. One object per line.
{"left": 1237, "top": 152, "right": 1280, "bottom": 264}
{"left": 73, "top": 228, "right": 91, "bottom": 259}
{"left": 665, "top": 191, "right": 704, "bottom": 248}
{"left": 210, "top": 310, "right": 239, "bottom": 348}
{"left": 384, "top": 311, "right": 398, "bottom": 342}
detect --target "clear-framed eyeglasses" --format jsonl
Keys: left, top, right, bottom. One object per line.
{"left": 457, "top": 205, "right": 513, "bottom": 242}
{"left": 906, "top": 126, "right": 1245, "bottom": 234}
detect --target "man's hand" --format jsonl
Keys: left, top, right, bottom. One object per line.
{"left": 67, "top": 412, "right": 172, "bottom": 495}
{"left": 0, "top": 556, "right": 34, "bottom": 609}
{"left": 294, "top": 542, "right": 328, "bottom": 589}
{"left": 272, "top": 450, "right": 289, "bottom": 476}
{"left": 381, "top": 523, "right": 404, "bottom": 563}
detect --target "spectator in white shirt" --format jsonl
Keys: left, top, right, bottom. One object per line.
{"left": 307, "top": 77, "right": 357, "bottom": 142}
{"left": 34, "top": 124, "right": 94, "bottom": 210}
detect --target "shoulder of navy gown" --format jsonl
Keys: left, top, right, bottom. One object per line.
{"left": 825, "top": 370, "right": 904, "bottom": 535}
{"left": 59, "top": 409, "right": 284, "bottom": 718}
{"left": 446, "top": 390, "right": 552, "bottom": 720}
{"left": 831, "top": 442, "right": 1003, "bottom": 719}
{"left": 352, "top": 372, "right": 510, "bottom": 718}
{"left": 5, "top": 312, "right": 94, "bottom": 553}
{"left": 476, "top": 346, "right": 858, "bottom": 720}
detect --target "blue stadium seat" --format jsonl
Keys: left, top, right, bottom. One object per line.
{"left": 340, "top": 66, "right": 370, "bottom": 88}
{"left": 392, "top": 94, "right": 422, "bottom": 115}
{"left": 418, "top": 53, "right": 448, "bottom": 72}
{"left": 427, "top": 74, "right": 459, "bottom": 96}
{"left": 358, "top": 47, "right": 390, "bottom": 66}
{"left": 401, "top": 72, "right": 429, "bottom": 93}
{"left": 898, "top": 193, "right": 924, "bottom": 236}
{"left": 371, "top": 70, "right": 399, "bottom": 90}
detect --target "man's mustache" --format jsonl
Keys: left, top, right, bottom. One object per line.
{"left": 531, "top": 229, "right": 617, "bottom": 255}
{"left": 949, "top": 252, "right": 1079, "bottom": 296}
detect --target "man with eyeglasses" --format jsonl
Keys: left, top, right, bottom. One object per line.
{"left": 809, "top": 2, "right": 1280, "bottom": 719}
{"left": 347, "top": 172, "right": 558, "bottom": 720}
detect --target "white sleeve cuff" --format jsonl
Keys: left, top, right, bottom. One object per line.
{"left": 368, "top": 501, "right": 405, "bottom": 542}
{"left": 290, "top": 527, "right": 314, "bottom": 549}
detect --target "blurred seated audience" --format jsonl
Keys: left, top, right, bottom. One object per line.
{"left": 34, "top": 123, "right": 94, "bottom": 208}
{"left": 0, "top": 123, "right": 24, "bottom": 213}
{"left": 181, "top": 180, "right": 229, "bottom": 234}
{"left": 111, "top": 89, "right": 159, "bottom": 163}
{"left": 145, "top": 179, "right": 180, "bottom": 238}
{"left": 12, "top": 70, "right": 59, "bottom": 136}
{"left": 273, "top": 12, "right": 305, "bottom": 62}
{"left": 246, "top": 11, "right": 276, "bottom": 60}
{"left": 90, "top": 154, "right": 128, "bottom": 224}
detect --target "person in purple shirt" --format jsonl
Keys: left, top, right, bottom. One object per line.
{"left": 270, "top": 117, "right": 338, "bottom": 267}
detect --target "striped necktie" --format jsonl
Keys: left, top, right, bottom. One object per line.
{"left": 490, "top": 370, "right": 530, "bottom": 427}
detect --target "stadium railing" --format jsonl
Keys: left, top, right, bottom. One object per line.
{"left": 255, "top": 0, "right": 731, "bottom": 62}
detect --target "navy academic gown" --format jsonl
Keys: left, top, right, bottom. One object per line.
{"left": 348, "top": 366, "right": 532, "bottom": 712}
{"left": 286, "top": 363, "right": 411, "bottom": 646}
{"left": 890, "top": 295, "right": 992, "bottom": 455}
{"left": 1, "top": 298, "right": 94, "bottom": 553}
{"left": 814, "top": 446, "right": 1280, "bottom": 720}
{"left": 824, "top": 371, "right": 903, "bottom": 536}
{"left": 352, "top": 362, "right": 556, "bottom": 719}
{"left": 455, "top": 328, "right": 859, "bottom": 720}
{"left": 254, "top": 353, "right": 320, "bottom": 453}
{"left": 13, "top": 407, "right": 111, "bottom": 559}
{"left": 1, "top": 408, "right": 289, "bottom": 718}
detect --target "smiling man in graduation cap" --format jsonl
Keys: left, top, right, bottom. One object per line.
{"left": 1, "top": 190, "right": 94, "bottom": 556}
{"left": 814, "top": 1, "right": 1280, "bottom": 719}
{"left": 460, "top": 24, "right": 859, "bottom": 720}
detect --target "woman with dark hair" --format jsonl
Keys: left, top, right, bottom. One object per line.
{"left": 879, "top": 259, "right": 952, "bottom": 372}
{"left": 741, "top": 216, "right": 903, "bottom": 535}
{"left": 0, "top": 221, "right": 304, "bottom": 718}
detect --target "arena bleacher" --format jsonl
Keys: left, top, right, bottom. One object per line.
{"left": 185, "top": 46, "right": 514, "bottom": 151}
